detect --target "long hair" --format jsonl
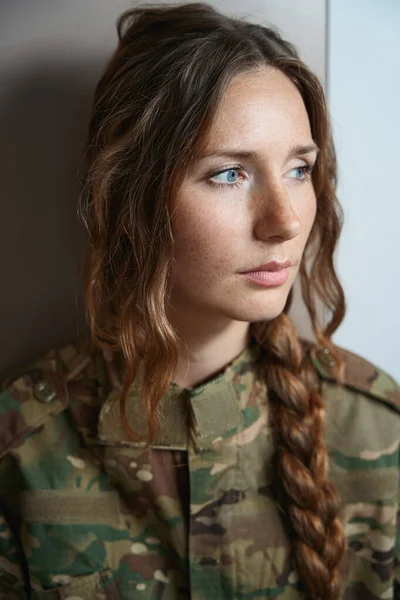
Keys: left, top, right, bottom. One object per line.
{"left": 78, "top": 4, "right": 346, "bottom": 599}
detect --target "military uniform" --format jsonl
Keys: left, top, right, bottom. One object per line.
{"left": 0, "top": 334, "right": 399, "bottom": 599}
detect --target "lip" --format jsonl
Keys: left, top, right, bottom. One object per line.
{"left": 239, "top": 267, "right": 290, "bottom": 288}
{"left": 239, "top": 260, "right": 292, "bottom": 274}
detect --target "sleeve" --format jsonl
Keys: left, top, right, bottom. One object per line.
{"left": 395, "top": 464, "right": 400, "bottom": 599}
{"left": 0, "top": 382, "right": 30, "bottom": 598}
{"left": 0, "top": 360, "right": 71, "bottom": 600}
{"left": 0, "top": 506, "right": 29, "bottom": 599}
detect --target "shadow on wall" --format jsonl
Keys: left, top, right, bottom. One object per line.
{"left": 0, "top": 56, "right": 109, "bottom": 377}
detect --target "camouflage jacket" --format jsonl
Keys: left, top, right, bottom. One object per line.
{"left": 0, "top": 334, "right": 399, "bottom": 600}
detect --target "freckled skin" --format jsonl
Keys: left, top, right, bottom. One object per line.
{"left": 166, "top": 67, "right": 318, "bottom": 387}
{"left": 168, "top": 67, "right": 317, "bottom": 328}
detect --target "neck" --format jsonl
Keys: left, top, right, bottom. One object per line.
{"left": 167, "top": 307, "right": 251, "bottom": 389}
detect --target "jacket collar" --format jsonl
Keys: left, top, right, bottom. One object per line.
{"left": 96, "top": 336, "right": 266, "bottom": 450}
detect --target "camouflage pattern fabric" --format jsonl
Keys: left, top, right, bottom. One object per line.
{"left": 0, "top": 334, "right": 399, "bottom": 599}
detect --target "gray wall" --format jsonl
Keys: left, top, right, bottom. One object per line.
{"left": 328, "top": 0, "right": 400, "bottom": 380}
{"left": 0, "top": 0, "right": 327, "bottom": 375}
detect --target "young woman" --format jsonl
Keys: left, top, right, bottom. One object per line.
{"left": 0, "top": 3, "right": 399, "bottom": 599}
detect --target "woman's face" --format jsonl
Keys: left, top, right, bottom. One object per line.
{"left": 168, "top": 66, "right": 318, "bottom": 325}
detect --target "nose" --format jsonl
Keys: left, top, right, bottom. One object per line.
{"left": 252, "top": 179, "right": 301, "bottom": 242}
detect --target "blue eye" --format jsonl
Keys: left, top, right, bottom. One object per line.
{"left": 211, "top": 167, "right": 240, "bottom": 185}
{"left": 287, "top": 165, "right": 314, "bottom": 183}
{"left": 208, "top": 163, "right": 313, "bottom": 190}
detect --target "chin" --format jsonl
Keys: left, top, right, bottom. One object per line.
{"left": 226, "top": 290, "right": 290, "bottom": 323}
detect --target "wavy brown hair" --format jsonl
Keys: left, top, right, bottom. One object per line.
{"left": 78, "top": 3, "right": 347, "bottom": 599}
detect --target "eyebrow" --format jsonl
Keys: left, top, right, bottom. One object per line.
{"left": 198, "top": 143, "right": 320, "bottom": 162}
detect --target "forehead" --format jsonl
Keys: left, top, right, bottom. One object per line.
{"left": 202, "top": 67, "right": 312, "bottom": 153}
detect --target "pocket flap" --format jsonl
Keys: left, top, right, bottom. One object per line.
{"left": 20, "top": 490, "right": 120, "bottom": 524}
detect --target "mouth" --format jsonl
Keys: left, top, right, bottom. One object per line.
{"left": 238, "top": 260, "right": 292, "bottom": 274}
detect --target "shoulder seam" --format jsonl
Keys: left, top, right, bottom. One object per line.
{"left": 0, "top": 371, "right": 70, "bottom": 459}
{"left": 306, "top": 341, "right": 400, "bottom": 416}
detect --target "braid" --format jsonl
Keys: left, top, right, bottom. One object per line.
{"left": 252, "top": 313, "right": 347, "bottom": 600}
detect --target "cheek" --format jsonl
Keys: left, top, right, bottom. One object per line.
{"left": 300, "top": 191, "right": 317, "bottom": 236}
{"left": 172, "top": 195, "right": 239, "bottom": 267}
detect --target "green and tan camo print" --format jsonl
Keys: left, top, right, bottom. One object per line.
{"left": 0, "top": 335, "right": 399, "bottom": 599}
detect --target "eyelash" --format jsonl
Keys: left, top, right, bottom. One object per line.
{"left": 208, "top": 164, "right": 315, "bottom": 189}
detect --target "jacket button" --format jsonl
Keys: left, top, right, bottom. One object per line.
{"left": 317, "top": 347, "right": 336, "bottom": 369}
{"left": 33, "top": 380, "right": 57, "bottom": 403}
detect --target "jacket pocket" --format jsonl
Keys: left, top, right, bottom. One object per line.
{"left": 16, "top": 490, "right": 126, "bottom": 596}
{"left": 31, "top": 569, "right": 120, "bottom": 599}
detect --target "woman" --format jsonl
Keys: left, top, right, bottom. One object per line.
{"left": 0, "top": 3, "right": 399, "bottom": 599}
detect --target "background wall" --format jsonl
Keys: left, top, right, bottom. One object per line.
{"left": 0, "top": 0, "right": 326, "bottom": 376}
{"left": 328, "top": 0, "right": 400, "bottom": 381}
